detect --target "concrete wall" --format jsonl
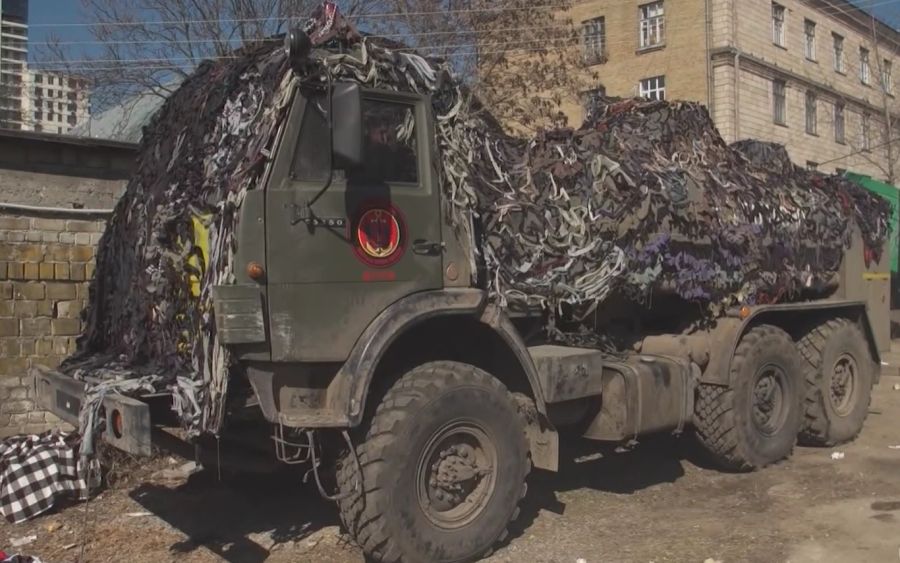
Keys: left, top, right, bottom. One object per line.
{"left": 0, "top": 130, "right": 135, "bottom": 437}
{"left": 0, "top": 129, "right": 133, "bottom": 207}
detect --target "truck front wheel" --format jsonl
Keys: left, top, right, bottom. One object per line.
{"left": 694, "top": 325, "right": 804, "bottom": 471}
{"left": 797, "top": 318, "right": 874, "bottom": 446}
{"left": 337, "top": 361, "right": 530, "bottom": 563}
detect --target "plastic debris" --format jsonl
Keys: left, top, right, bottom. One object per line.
{"left": 7, "top": 537, "right": 36, "bottom": 549}
{"left": 831, "top": 452, "right": 846, "bottom": 460}
{"left": 888, "top": 445, "right": 900, "bottom": 450}
{"left": 151, "top": 461, "right": 201, "bottom": 481}
{"left": 893, "top": 383, "right": 900, "bottom": 391}
{"left": 60, "top": 3, "right": 893, "bottom": 440}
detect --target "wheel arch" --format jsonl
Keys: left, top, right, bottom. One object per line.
{"left": 330, "top": 290, "right": 548, "bottom": 427}
{"left": 702, "top": 300, "right": 881, "bottom": 386}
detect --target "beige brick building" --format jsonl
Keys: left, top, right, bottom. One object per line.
{"left": 559, "top": 0, "right": 900, "bottom": 181}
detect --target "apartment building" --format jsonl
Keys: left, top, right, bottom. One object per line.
{"left": 0, "top": 0, "right": 91, "bottom": 134}
{"left": 564, "top": 0, "right": 900, "bottom": 181}
{"left": 22, "top": 71, "right": 90, "bottom": 134}
{"left": 0, "top": 0, "right": 28, "bottom": 130}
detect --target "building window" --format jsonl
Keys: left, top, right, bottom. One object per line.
{"left": 883, "top": 59, "right": 893, "bottom": 94}
{"left": 862, "top": 112, "right": 871, "bottom": 150}
{"left": 639, "top": 75, "right": 666, "bottom": 101}
{"left": 35, "top": 74, "right": 43, "bottom": 84}
{"left": 773, "top": 79, "right": 786, "bottom": 125}
{"left": 639, "top": 2, "right": 665, "bottom": 49}
{"left": 804, "top": 19, "right": 816, "bottom": 60}
{"left": 807, "top": 161, "right": 818, "bottom": 171}
{"left": 582, "top": 86, "right": 607, "bottom": 117}
{"left": 34, "top": 87, "right": 42, "bottom": 97}
{"left": 833, "top": 34, "right": 844, "bottom": 72}
{"left": 805, "top": 91, "right": 817, "bottom": 134}
{"left": 860, "top": 47, "right": 870, "bottom": 84}
{"left": 834, "top": 102, "right": 845, "bottom": 144}
{"left": 582, "top": 17, "right": 606, "bottom": 65}
{"left": 772, "top": 3, "right": 786, "bottom": 47}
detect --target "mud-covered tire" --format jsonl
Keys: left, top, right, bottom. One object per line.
{"left": 337, "top": 361, "right": 529, "bottom": 563}
{"left": 694, "top": 325, "right": 804, "bottom": 471}
{"left": 797, "top": 319, "right": 874, "bottom": 446}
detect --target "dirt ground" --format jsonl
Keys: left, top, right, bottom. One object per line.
{"left": 3, "top": 377, "right": 900, "bottom": 563}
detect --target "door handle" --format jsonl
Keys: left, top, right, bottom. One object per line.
{"left": 412, "top": 239, "right": 444, "bottom": 256}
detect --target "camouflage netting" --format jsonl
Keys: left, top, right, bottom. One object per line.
{"left": 64, "top": 4, "right": 892, "bottom": 438}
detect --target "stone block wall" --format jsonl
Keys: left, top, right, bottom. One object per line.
{"left": 0, "top": 212, "right": 106, "bottom": 437}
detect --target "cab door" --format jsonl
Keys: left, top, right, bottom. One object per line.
{"left": 264, "top": 89, "right": 443, "bottom": 362}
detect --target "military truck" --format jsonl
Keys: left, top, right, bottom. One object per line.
{"left": 34, "top": 23, "right": 891, "bottom": 563}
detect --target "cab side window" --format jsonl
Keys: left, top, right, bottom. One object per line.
{"left": 291, "top": 96, "right": 418, "bottom": 184}
{"left": 353, "top": 99, "right": 418, "bottom": 184}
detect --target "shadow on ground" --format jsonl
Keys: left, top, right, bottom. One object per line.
{"left": 128, "top": 467, "right": 340, "bottom": 563}
{"left": 506, "top": 432, "right": 708, "bottom": 544}
{"left": 125, "top": 431, "right": 710, "bottom": 561}
{"left": 125, "top": 428, "right": 344, "bottom": 562}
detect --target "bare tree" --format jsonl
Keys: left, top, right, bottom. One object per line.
{"left": 862, "top": 6, "right": 900, "bottom": 183}
{"left": 35, "top": 0, "right": 587, "bottom": 136}
{"left": 39, "top": 0, "right": 384, "bottom": 111}
{"left": 468, "top": 0, "right": 592, "bottom": 132}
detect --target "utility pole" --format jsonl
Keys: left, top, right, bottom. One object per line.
{"left": 870, "top": 1, "right": 896, "bottom": 183}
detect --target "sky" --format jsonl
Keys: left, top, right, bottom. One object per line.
{"left": 28, "top": 1, "right": 92, "bottom": 46}
{"left": 20, "top": 0, "right": 900, "bottom": 63}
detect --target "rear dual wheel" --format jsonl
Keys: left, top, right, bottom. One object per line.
{"left": 695, "top": 325, "right": 804, "bottom": 470}
{"left": 797, "top": 319, "right": 874, "bottom": 446}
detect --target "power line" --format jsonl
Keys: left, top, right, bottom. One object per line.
{"left": 817, "top": 135, "right": 900, "bottom": 164}
{"left": 37, "top": 23, "right": 577, "bottom": 47}
{"left": 26, "top": 3, "right": 570, "bottom": 29}
{"left": 818, "top": 0, "right": 900, "bottom": 17}
{"left": 22, "top": 5, "right": 900, "bottom": 70}
{"left": 21, "top": 0, "right": 900, "bottom": 30}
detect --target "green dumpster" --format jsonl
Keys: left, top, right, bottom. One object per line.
{"left": 844, "top": 172, "right": 899, "bottom": 308}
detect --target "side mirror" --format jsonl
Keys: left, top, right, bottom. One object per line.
{"left": 332, "top": 82, "right": 363, "bottom": 169}
{"left": 285, "top": 26, "right": 312, "bottom": 72}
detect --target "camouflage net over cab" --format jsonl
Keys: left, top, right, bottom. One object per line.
{"left": 65, "top": 4, "right": 892, "bottom": 437}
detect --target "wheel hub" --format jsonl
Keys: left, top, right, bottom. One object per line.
{"left": 752, "top": 365, "right": 788, "bottom": 436}
{"left": 417, "top": 422, "right": 497, "bottom": 529}
{"left": 829, "top": 354, "right": 858, "bottom": 416}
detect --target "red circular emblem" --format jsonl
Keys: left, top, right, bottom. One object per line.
{"left": 355, "top": 207, "right": 404, "bottom": 267}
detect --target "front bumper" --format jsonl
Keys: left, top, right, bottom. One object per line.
{"left": 32, "top": 365, "right": 153, "bottom": 456}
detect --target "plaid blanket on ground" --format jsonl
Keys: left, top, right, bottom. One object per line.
{"left": 0, "top": 431, "right": 87, "bottom": 524}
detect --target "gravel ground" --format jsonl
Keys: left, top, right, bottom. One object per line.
{"left": 3, "top": 378, "right": 900, "bottom": 563}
